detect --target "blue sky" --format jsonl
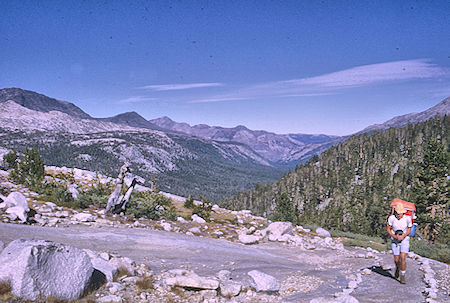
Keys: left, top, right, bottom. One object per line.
{"left": 1, "top": 0, "right": 449, "bottom": 136}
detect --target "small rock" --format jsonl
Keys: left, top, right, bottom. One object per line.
{"left": 100, "top": 252, "right": 110, "bottom": 261}
{"left": 248, "top": 270, "right": 279, "bottom": 292}
{"left": 188, "top": 227, "right": 202, "bottom": 234}
{"left": 54, "top": 210, "right": 70, "bottom": 218}
{"left": 219, "top": 280, "right": 242, "bottom": 297}
{"left": 161, "top": 222, "right": 172, "bottom": 232}
{"left": 361, "top": 268, "right": 372, "bottom": 275}
{"left": 45, "top": 202, "right": 57, "bottom": 209}
{"left": 177, "top": 217, "right": 188, "bottom": 223}
{"left": 315, "top": 227, "right": 331, "bottom": 237}
{"left": 108, "top": 282, "right": 125, "bottom": 294}
{"left": 191, "top": 214, "right": 206, "bottom": 223}
{"left": 73, "top": 213, "right": 96, "bottom": 222}
{"left": 238, "top": 234, "right": 259, "bottom": 245}
{"left": 97, "top": 295, "right": 123, "bottom": 303}
{"left": 165, "top": 272, "right": 219, "bottom": 290}
{"left": 216, "top": 270, "right": 232, "bottom": 281}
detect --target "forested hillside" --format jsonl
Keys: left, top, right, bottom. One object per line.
{"left": 221, "top": 116, "right": 449, "bottom": 242}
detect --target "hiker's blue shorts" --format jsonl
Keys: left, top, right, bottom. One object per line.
{"left": 391, "top": 237, "right": 410, "bottom": 255}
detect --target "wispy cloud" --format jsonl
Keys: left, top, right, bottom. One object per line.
{"left": 189, "top": 97, "right": 252, "bottom": 103}
{"left": 190, "top": 59, "right": 449, "bottom": 103}
{"left": 284, "top": 59, "right": 448, "bottom": 88}
{"left": 138, "top": 82, "right": 223, "bottom": 91}
{"left": 117, "top": 96, "right": 158, "bottom": 104}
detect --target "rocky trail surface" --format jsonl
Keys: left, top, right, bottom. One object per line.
{"left": 0, "top": 222, "right": 447, "bottom": 302}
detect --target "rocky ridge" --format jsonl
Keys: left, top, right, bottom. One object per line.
{"left": 0, "top": 166, "right": 449, "bottom": 302}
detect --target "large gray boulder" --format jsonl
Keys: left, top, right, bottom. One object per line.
{"left": 0, "top": 192, "right": 29, "bottom": 210}
{"left": 248, "top": 270, "right": 280, "bottom": 292}
{"left": 0, "top": 239, "right": 94, "bottom": 301}
{"left": 0, "top": 192, "right": 30, "bottom": 223}
{"left": 266, "top": 221, "right": 293, "bottom": 241}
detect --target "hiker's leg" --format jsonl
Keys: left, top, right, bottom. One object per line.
{"left": 399, "top": 252, "right": 407, "bottom": 271}
{"left": 399, "top": 237, "right": 410, "bottom": 271}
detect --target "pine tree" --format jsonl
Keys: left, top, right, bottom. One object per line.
{"left": 2, "top": 149, "right": 18, "bottom": 169}
{"left": 9, "top": 147, "right": 45, "bottom": 190}
{"left": 272, "top": 192, "right": 297, "bottom": 224}
{"left": 411, "top": 137, "right": 449, "bottom": 244}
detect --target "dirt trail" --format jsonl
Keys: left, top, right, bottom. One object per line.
{"left": 0, "top": 222, "right": 444, "bottom": 302}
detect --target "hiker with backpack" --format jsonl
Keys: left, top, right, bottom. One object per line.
{"left": 386, "top": 202, "right": 413, "bottom": 284}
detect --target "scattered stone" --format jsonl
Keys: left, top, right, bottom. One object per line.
{"left": 1, "top": 192, "right": 29, "bottom": 210}
{"left": 100, "top": 252, "right": 110, "bottom": 261}
{"left": 0, "top": 239, "right": 95, "bottom": 301}
{"left": 238, "top": 234, "right": 259, "bottom": 245}
{"left": 73, "top": 212, "right": 96, "bottom": 222}
{"left": 55, "top": 210, "right": 70, "bottom": 218}
{"left": 107, "top": 282, "right": 125, "bottom": 294}
{"left": 91, "top": 257, "right": 118, "bottom": 282}
{"left": 45, "top": 201, "right": 57, "bottom": 209}
{"left": 165, "top": 271, "right": 219, "bottom": 290}
{"left": 192, "top": 214, "right": 206, "bottom": 224}
{"left": 219, "top": 280, "right": 242, "bottom": 297}
{"left": 97, "top": 294, "right": 123, "bottom": 303}
{"left": 267, "top": 221, "right": 293, "bottom": 238}
{"left": 248, "top": 270, "right": 280, "bottom": 293}
{"left": 177, "top": 216, "right": 188, "bottom": 223}
{"left": 315, "top": 227, "right": 331, "bottom": 237}
{"left": 161, "top": 221, "right": 172, "bottom": 232}
{"left": 361, "top": 268, "right": 372, "bottom": 275}
{"left": 109, "top": 257, "right": 136, "bottom": 276}
{"left": 6, "top": 206, "right": 28, "bottom": 222}
{"left": 216, "top": 270, "right": 232, "bottom": 281}
{"left": 189, "top": 227, "right": 202, "bottom": 234}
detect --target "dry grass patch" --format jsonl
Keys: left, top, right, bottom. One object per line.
{"left": 0, "top": 280, "right": 11, "bottom": 295}
{"left": 113, "top": 266, "right": 132, "bottom": 282}
{"left": 136, "top": 275, "right": 155, "bottom": 290}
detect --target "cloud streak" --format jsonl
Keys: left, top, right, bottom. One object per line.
{"left": 190, "top": 59, "right": 449, "bottom": 103}
{"left": 117, "top": 96, "right": 158, "bottom": 104}
{"left": 139, "top": 82, "right": 223, "bottom": 91}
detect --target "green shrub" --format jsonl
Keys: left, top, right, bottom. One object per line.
{"left": 191, "top": 196, "right": 213, "bottom": 221}
{"left": 77, "top": 182, "right": 112, "bottom": 209}
{"left": 127, "top": 191, "right": 175, "bottom": 220}
{"left": 184, "top": 194, "right": 194, "bottom": 209}
{"left": 40, "top": 180, "right": 74, "bottom": 207}
{"left": 411, "top": 239, "right": 450, "bottom": 264}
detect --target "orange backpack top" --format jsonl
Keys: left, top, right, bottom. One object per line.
{"left": 390, "top": 198, "right": 417, "bottom": 236}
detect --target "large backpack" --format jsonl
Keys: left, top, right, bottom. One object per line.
{"left": 390, "top": 198, "right": 417, "bottom": 237}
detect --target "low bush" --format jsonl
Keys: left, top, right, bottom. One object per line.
{"left": 411, "top": 239, "right": 450, "bottom": 264}
{"left": 39, "top": 180, "right": 74, "bottom": 207}
{"left": 191, "top": 196, "right": 213, "bottom": 221}
{"left": 127, "top": 191, "right": 177, "bottom": 220}
{"left": 183, "top": 194, "right": 194, "bottom": 209}
{"left": 77, "top": 182, "right": 112, "bottom": 209}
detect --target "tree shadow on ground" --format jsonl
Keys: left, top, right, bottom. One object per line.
{"left": 368, "top": 265, "right": 397, "bottom": 280}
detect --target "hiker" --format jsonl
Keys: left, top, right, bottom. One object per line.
{"left": 386, "top": 203, "right": 412, "bottom": 284}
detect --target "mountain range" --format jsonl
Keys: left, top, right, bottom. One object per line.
{"left": 0, "top": 87, "right": 448, "bottom": 201}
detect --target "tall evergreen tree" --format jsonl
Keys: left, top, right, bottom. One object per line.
{"left": 411, "top": 137, "right": 449, "bottom": 243}
{"left": 272, "top": 192, "right": 297, "bottom": 224}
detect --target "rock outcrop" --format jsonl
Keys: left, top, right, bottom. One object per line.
{"left": 0, "top": 239, "right": 94, "bottom": 300}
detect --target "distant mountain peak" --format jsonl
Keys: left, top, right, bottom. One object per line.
{"left": 0, "top": 87, "right": 91, "bottom": 119}
{"left": 360, "top": 96, "right": 450, "bottom": 134}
